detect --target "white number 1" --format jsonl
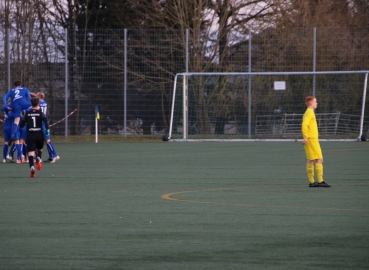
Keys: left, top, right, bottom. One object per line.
{"left": 32, "top": 116, "right": 36, "bottom": 127}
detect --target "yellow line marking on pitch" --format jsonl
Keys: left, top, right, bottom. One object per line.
{"left": 162, "top": 186, "right": 368, "bottom": 212}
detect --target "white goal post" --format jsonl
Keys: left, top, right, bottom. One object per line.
{"left": 169, "top": 71, "right": 369, "bottom": 141}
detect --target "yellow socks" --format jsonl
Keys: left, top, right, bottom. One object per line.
{"left": 306, "top": 164, "right": 315, "bottom": 184}
{"left": 315, "top": 163, "right": 324, "bottom": 183}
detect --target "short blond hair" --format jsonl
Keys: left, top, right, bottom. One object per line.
{"left": 37, "top": 92, "right": 45, "bottom": 99}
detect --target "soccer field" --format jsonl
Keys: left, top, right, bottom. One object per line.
{"left": 1, "top": 141, "right": 368, "bottom": 269}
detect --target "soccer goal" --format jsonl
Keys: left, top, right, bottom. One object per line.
{"left": 169, "top": 71, "right": 369, "bottom": 141}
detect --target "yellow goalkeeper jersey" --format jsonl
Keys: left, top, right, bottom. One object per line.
{"left": 302, "top": 108, "right": 319, "bottom": 139}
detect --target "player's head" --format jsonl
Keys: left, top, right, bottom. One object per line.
{"left": 305, "top": 96, "right": 318, "bottom": 109}
{"left": 31, "top": 97, "right": 39, "bottom": 107}
{"left": 13, "top": 81, "right": 22, "bottom": 87}
{"left": 37, "top": 92, "right": 45, "bottom": 100}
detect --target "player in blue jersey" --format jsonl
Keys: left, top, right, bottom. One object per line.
{"left": 34, "top": 92, "right": 60, "bottom": 163}
{"left": 6, "top": 135, "right": 17, "bottom": 162}
{"left": 2, "top": 100, "right": 24, "bottom": 163}
{"left": 3, "top": 81, "right": 32, "bottom": 144}
{"left": 13, "top": 120, "right": 25, "bottom": 163}
{"left": 1, "top": 105, "right": 13, "bottom": 163}
{"left": 9, "top": 109, "right": 28, "bottom": 163}
{"left": 19, "top": 113, "right": 29, "bottom": 163}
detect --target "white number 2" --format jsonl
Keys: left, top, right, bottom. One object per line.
{"left": 14, "top": 90, "right": 21, "bottom": 100}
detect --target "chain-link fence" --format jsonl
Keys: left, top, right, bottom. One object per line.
{"left": 1, "top": 27, "right": 368, "bottom": 137}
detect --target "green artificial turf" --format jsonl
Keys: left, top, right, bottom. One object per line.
{"left": 1, "top": 142, "right": 368, "bottom": 269}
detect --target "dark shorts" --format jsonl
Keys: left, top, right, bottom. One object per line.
{"left": 26, "top": 132, "right": 45, "bottom": 152}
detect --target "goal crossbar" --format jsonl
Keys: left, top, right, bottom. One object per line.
{"left": 169, "top": 71, "right": 369, "bottom": 141}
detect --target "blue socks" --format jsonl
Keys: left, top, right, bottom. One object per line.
{"left": 16, "top": 144, "right": 22, "bottom": 161}
{"left": 22, "top": 143, "right": 28, "bottom": 157}
{"left": 3, "top": 144, "right": 8, "bottom": 159}
{"left": 9, "top": 144, "right": 16, "bottom": 157}
{"left": 47, "top": 142, "right": 57, "bottom": 158}
{"left": 11, "top": 123, "right": 18, "bottom": 138}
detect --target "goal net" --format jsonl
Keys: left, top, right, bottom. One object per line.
{"left": 169, "top": 71, "right": 369, "bottom": 141}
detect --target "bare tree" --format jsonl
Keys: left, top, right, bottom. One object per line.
{"left": 273, "top": 0, "right": 369, "bottom": 28}
{"left": 270, "top": 0, "right": 369, "bottom": 71}
{"left": 0, "top": 0, "right": 67, "bottom": 126}
{"left": 117, "top": 0, "right": 276, "bottom": 133}
{"left": 48, "top": 0, "right": 98, "bottom": 134}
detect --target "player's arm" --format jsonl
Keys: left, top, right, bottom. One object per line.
{"left": 30, "top": 92, "right": 37, "bottom": 97}
{"left": 25, "top": 89, "right": 32, "bottom": 100}
{"left": 3, "top": 91, "right": 10, "bottom": 106}
{"left": 302, "top": 112, "right": 313, "bottom": 138}
{"left": 301, "top": 111, "right": 313, "bottom": 145}
{"left": 42, "top": 112, "right": 50, "bottom": 130}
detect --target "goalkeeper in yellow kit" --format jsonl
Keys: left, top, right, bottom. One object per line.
{"left": 302, "top": 96, "right": 331, "bottom": 187}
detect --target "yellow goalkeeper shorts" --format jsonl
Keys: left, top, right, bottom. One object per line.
{"left": 304, "top": 138, "right": 323, "bottom": 160}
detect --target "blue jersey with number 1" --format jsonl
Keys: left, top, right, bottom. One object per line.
{"left": 39, "top": 99, "right": 48, "bottom": 115}
{"left": 39, "top": 99, "right": 50, "bottom": 140}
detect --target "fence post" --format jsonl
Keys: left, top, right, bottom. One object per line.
{"left": 248, "top": 29, "right": 252, "bottom": 139}
{"left": 184, "top": 29, "right": 189, "bottom": 139}
{"left": 65, "top": 28, "right": 69, "bottom": 138}
{"left": 313, "top": 27, "right": 316, "bottom": 96}
{"left": 124, "top": 28, "right": 127, "bottom": 138}
{"left": 5, "top": 27, "right": 11, "bottom": 90}
{"left": 183, "top": 75, "right": 188, "bottom": 139}
{"left": 186, "top": 29, "right": 189, "bottom": 73}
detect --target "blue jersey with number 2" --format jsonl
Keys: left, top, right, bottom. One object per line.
{"left": 3, "top": 86, "right": 31, "bottom": 105}
{"left": 3, "top": 87, "right": 31, "bottom": 118}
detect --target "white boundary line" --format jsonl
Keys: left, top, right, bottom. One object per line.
{"left": 169, "top": 139, "right": 359, "bottom": 142}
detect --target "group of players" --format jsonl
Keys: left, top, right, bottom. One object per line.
{"left": 3, "top": 81, "right": 329, "bottom": 186}
{"left": 2, "top": 81, "right": 60, "bottom": 177}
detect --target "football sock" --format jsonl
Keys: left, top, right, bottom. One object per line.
{"left": 23, "top": 143, "right": 28, "bottom": 157}
{"left": 29, "top": 155, "right": 34, "bottom": 168}
{"left": 10, "top": 144, "right": 16, "bottom": 156}
{"left": 315, "top": 163, "right": 324, "bottom": 183}
{"left": 37, "top": 151, "right": 42, "bottom": 160}
{"left": 49, "top": 142, "right": 57, "bottom": 157}
{"left": 11, "top": 123, "right": 18, "bottom": 138}
{"left": 3, "top": 144, "right": 9, "bottom": 159}
{"left": 46, "top": 142, "right": 53, "bottom": 158}
{"left": 306, "top": 164, "right": 315, "bottom": 184}
{"left": 16, "top": 144, "right": 22, "bottom": 160}
{"left": 47, "top": 142, "right": 57, "bottom": 158}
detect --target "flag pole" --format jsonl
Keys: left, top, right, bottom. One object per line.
{"left": 95, "top": 117, "right": 98, "bottom": 143}
{"left": 95, "top": 106, "right": 100, "bottom": 143}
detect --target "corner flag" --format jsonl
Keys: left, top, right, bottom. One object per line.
{"left": 95, "top": 106, "right": 100, "bottom": 143}
{"left": 95, "top": 106, "right": 100, "bottom": 120}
